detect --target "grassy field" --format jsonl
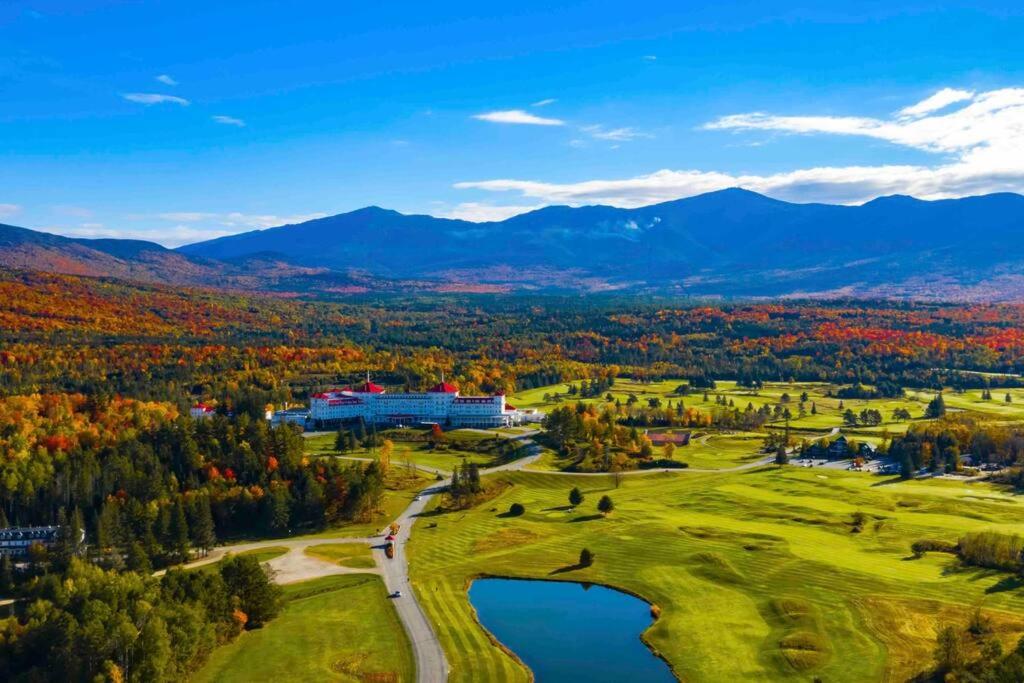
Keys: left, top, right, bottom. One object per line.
{"left": 306, "top": 543, "right": 377, "bottom": 569}
{"left": 193, "top": 574, "right": 414, "bottom": 682}
{"left": 512, "top": 378, "right": 1024, "bottom": 427}
{"left": 407, "top": 466, "right": 1024, "bottom": 682}
{"left": 306, "top": 430, "right": 505, "bottom": 473}
{"left": 512, "top": 378, "right": 1024, "bottom": 471}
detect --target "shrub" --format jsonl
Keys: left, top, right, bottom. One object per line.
{"left": 911, "top": 539, "right": 959, "bottom": 558}
{"left": 508, "top": 502, "right": 525, "bottom": 516}
{"left": 579, "top": 548, "right": 594, "bottom": 567}
{"left": 958, "top": 531, "right": 1024, "bottom": 571}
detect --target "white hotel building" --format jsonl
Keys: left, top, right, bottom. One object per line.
{"left": 309, "top": 378, "right": 522, "bottom": 429}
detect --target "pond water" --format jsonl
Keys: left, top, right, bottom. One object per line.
{"left": 468, "top": 578, "right": 675, "bottom": 682}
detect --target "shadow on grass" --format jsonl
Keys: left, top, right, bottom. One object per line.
{"left": 871, "top": 476, "right": 908, "bottom": 487}
{"left": 549, "top": 563, "right": 588, "bottom": 575}
{"left": 542, "top": 505, "right": 574, "bottom": 512}
{"left": 570, "top": 514, "right": 603, "bottom": 523}
{"left": 986, "top": 575, "right": 1024, "bottom": 594}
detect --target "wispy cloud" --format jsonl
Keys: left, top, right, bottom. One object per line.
{"left": 473, "top": 109, "right": 564, "bottom": 126}
{"left": 581, "top": 124, "right": 649, "bottom": 142}
{"left": 704, "top": 87, "right": 1024, "bottom": 156}
{"left": 157, "top": 211, "right": 327, "bottom": 230}
{"left": 62, "top": 210, "right": 332, "bottom": 247}
{"left": 53, "top": 205, "right": 94, "bottom": 218}
{"left": 0, "top": 203, "right": 21, "bottom": 219}
{"left": 898, "top": 87, "right": 974, "bottom": 118}
{"left": 212, "top": 115, "right": 246, "bottom": 127}
{"left": 44, "top": 223, "right": 239, "bottom": 247}
{"left": 439, "top": 202, "right": 543, "bottom": 222}
{"left": 643, "top": 55, "right": 657, "bottom": 61}
{"left": 457, "top": 87, "right": 1024, "bottom": 206}
{"left": 155, "top": 74, "right": 178, "bottom": 86}
{"left": 122, "top": 93, "right": 190, "bottom": 106}
{"left": 532, "top": 98, "right": 557, "bottom": 107}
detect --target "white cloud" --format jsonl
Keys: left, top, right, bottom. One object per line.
{"left": 53, "top": 205, "right": 94, "bottom": 218}
{"left": 898, "top": 87, "right": 974, "bottom": 118}
{"left": 44, "top": 223, "right": 238, "bottom": 247}
{"left": 440, "top": 202, "right": 543, "bottom": 222}
{"left": 155, "top": 74, "right": 178, "bottom": 86}
{"left": 532, "top": 98, "right": 557, "bottom": 107}
{"left": 157, "top": 212, "right": 213, "bottom": 222}
{"left": 212, "top": 115, "right": 246, "bottom": 127}
{"left": 46, "top": 211, "right": 332, "bottom": 248}
{"left": 157, "top": 211, "right": 327, "bottom": 229}
{"left": 220, "top": 212, "right": 327, "bottom": 229}
{"left": 457, "top": 87, "right": 1024, "bottom": 207}
{"left": 581, "top": 124, "right": 649, "bottom": 142}
{"left": 122, "top": 92, "right": 190, "bottom": 106}
{"left": 704, "top": 87, "right": 1024, "bottom": 156}
{"left": 0, "top": 203, "right": 21, "bottom": 219}
{"left": 643, "top": 55, "right": 657, "bottom": 61}
{"left": 473, "top": 109, "right": 565, "bottom": 126}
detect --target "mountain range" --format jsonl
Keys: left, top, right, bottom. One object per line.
{"left": 5, "top": 189, "right": 1024, "bottom": 300}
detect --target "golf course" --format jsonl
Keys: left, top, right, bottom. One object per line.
{"left": 407, "top": 465, "right": 1024, "bottom": 682}
{"left": 196, "top": 379, "right": 1024, "bottom": 682}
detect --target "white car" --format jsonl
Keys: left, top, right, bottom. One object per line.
{"left": 414, "top": 495, "right": 422, "bottom": 501}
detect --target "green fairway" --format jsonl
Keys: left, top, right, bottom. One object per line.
{"left": 673, "top": 431, "right": 770, "bottom": 469}
{"left": 407, "top": 466, "right": 1024, "bottom": 682}
{"left": 193, "top": 574, "right": 414, "bottom": 683}
{"left": 509, "top": 378, "right": 985, "bottom": 436}
{"left": 306, "top": 542, "right": 377, "bottom": 569}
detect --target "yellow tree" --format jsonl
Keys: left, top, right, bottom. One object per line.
{"left": 379, "top": 438, "right": 393, "bottom": 473}
{"left": 663, "top": 442, "right": 676, "bottom": 460}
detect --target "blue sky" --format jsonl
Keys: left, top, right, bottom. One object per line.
{"left": 3, "top": 1, "right": 1024, "bottom": 245}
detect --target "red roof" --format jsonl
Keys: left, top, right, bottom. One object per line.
{"left": 429, "top": 382, "right": 459, "bottom": 393}
{"left": 193, "top": 403, "right": 215, "bottom": 412}
{"left": 504, "top": 404, "right": 516, "bottom": 411}
{"left": 352, "top": 381, "right": 385, "bottom": 394}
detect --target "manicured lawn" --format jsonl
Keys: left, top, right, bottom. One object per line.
{"left": 307, "top": 430, "right": 503, "bottom": 473}
{"left": 386, "top": 440, "right": 495, "bottom": 472}
{"left": 672, "top": 431, "right": 769, "bottom": 469}
{"left": 408, "top": 466, "right": 1024, "bottom": 682}
{"left": 193, "top": 574, "right": 414, "bottom": 683}
{"left": 306, "top": 542, "right": 377, "bottom": 569}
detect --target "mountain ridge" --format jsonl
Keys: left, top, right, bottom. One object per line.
{"left": 4, "top": 189, "right": 1024, "bottom": 300}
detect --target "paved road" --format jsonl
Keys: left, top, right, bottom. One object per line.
{"left": 374, "top": 482, "right": 450, "bottom": 683}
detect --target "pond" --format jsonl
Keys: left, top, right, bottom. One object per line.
{"left": 468, "top": 578, "right": 675, "bottom": 682}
